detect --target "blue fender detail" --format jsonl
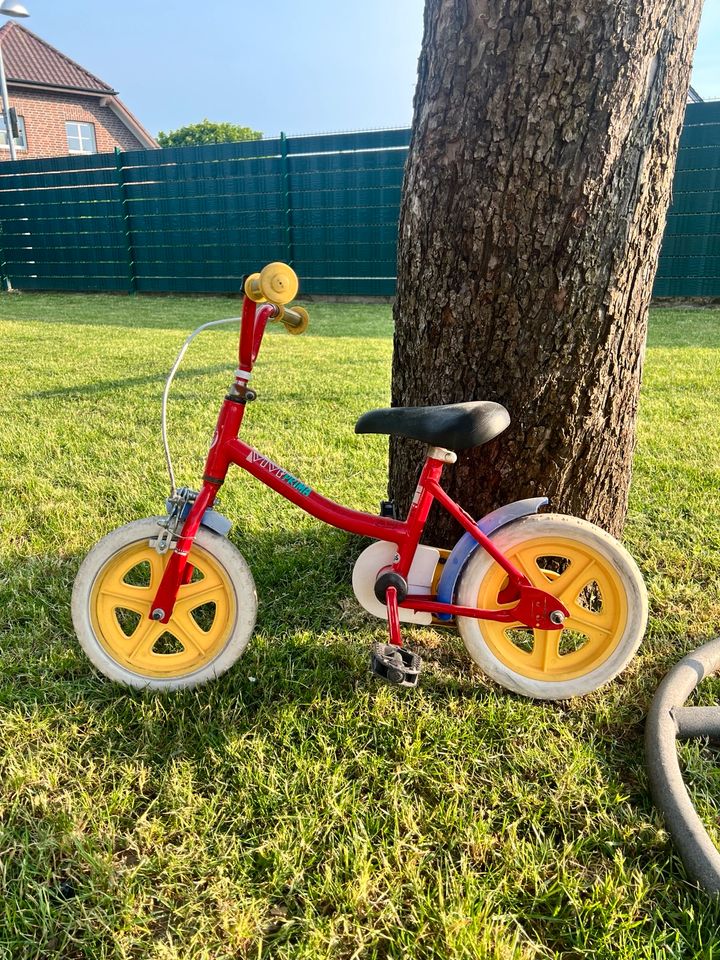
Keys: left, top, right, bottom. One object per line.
{"left": 166, "top": 500, "right": 233, "bottom": 538}
{"left": 200, "top": 509, "right": 233, "bottom": 537}
{"left": 434, "top": 497, "right": 549, "bottom": 620}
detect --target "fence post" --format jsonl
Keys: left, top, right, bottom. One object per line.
{"left": 279, "top": 132, "right": 294, "bottom": 267}
{"left": 0, "top": 222, "right": 10, "bottom": 292}
{"left": 114, "top": 147, "right": 137, "bottom": 294}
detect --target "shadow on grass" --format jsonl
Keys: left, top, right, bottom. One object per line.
{"left": 0, "top": 527, "right": 492, "bottom": 717}
{"left": 2, "top": 295, "right": 394, "bottom": 339}
{"left": 0, "top": 293, "right": 244, "bottom": 331}
{"left": 647, "top": 309, "right": 720, "bottom": 350}
{"left": 3, "top": 531, "right": 692, "bottom": 958}
{"left": 26, "top": 363, "right": 232, "bottom": 400}
{"left": 0, "top": 520, "right": 671, "bottom": 786}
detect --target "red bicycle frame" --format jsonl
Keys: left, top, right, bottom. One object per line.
{"left": 150, "top": 296, "right": 568, "bottom": 639}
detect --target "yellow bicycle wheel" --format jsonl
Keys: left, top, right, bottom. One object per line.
{"left": 72, "top": 518, "right": 257, "bottom": 690}
{"left": 457, "top": 514, "right": 647, "bottom": 699}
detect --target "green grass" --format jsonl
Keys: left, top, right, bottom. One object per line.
{"left": 0, "top": 293, "right": 719, "bottom": 959}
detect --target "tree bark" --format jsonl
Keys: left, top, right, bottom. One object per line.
{"left": 390, "top": 0, "right": 703, "bottom": 545}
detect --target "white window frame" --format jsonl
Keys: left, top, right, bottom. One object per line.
{"left": 65, "top": 121, "right": 97, "bottom": 155}
{"left": 0, "top": 114, "right": 27, "bottom": 151}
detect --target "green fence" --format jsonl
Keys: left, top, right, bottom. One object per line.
{"left": 654, "top": 100, "right": 720, "bottom": 297}
{"left": 0, "top": 129, "right": 408, "bottom": 297}
{"left": 0, "top": 105, "right": 717, "bottom": 298}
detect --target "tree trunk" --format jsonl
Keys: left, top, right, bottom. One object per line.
{"left": 390, "top": 0, "right": 703, "bottom": 545}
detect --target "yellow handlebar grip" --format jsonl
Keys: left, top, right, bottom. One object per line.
{"left": 245, "top": 263, "right": 299, "bottom": 305}
{"left": 259, "top": 262, "right": 298, "bottom": 305}
{"left": 244, "top": 272, "right": 265, "bottom": 303}
{"left": 284, "top": 305, "right": 309, "bottom": 335}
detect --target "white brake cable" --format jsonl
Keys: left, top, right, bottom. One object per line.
{"left": 161, "top": 316, "right": 240, "bottom": 498}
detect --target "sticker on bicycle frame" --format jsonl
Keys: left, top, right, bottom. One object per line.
{"left": 247, "top": 450, "right": 312, "bottom": 497}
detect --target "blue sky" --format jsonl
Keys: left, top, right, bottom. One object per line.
{"left": 12, "top": 0, "right": 720, "bottom": 137}
{"left": 690, "top": 0, "right": 720, "bottom": 98}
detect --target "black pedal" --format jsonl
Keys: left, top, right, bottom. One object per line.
{"left": 379, "top": 500, "right": 397, "bottom": 519}
{"left": 370, "top": 642, "right": 421, "bottom": 688}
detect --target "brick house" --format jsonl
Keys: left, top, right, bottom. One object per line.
{"left": 0, "top": 21, "right": 157, "bottom": 160}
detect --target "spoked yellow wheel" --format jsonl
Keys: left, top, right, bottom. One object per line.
{"left": 456, "top": 514, "right": 647, "bottom": 699}
{"left": 72, "top": 518, "right": 257, "bottom": 690}
{"left": 92, "top": 542, "right": 234, "bottom": 678}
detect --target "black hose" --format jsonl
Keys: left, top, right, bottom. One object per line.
{"left": 645, "top": 637, "right": 720, "bottom": 893}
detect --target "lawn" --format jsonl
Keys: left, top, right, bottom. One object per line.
{"left": 0, "top": 292, "right": 719, "bottom": 959}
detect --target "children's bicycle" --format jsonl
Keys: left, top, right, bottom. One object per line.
{"left": 71, "top": 263, "right": 648, "bottom": 699}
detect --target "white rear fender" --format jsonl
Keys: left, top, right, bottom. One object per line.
{"left": 352, "top": 540, "right": 440, "bottom": 625}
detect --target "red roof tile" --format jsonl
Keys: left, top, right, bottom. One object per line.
{"left": 0, "top": 21, "right": 115, "bottom": 93}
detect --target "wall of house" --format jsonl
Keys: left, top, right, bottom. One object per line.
{"left": 0, "top": 87, "right": 146, "bottom": 161}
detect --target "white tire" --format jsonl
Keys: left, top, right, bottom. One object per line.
{"left": 72, "top": 517, "right": 257, "bottom": 691}
{"left": 456, "top": 513, "right": 648, "bottom": 700}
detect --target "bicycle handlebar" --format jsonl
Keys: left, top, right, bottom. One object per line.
{"left": 244, "top": 262, "right": 298, "bottom": 305}
{"left": 275, "top": 304, "right": 309, "bottom": 335}
{"left": 244, "top": 262, "right": 309, "bottom": 335}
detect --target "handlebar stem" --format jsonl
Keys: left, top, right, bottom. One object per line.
{"left": 251, "top": 306, "right": 273, "bottom": 365}
{"left": 238, "top": 297, "right": 275, "bottom": 378}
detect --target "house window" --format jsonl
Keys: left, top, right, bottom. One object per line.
{"left": 0, "top": 114, "right": 27, "bottom": 151}
{"left": 65, "top": 121, "right": 96, "bottom": 154}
